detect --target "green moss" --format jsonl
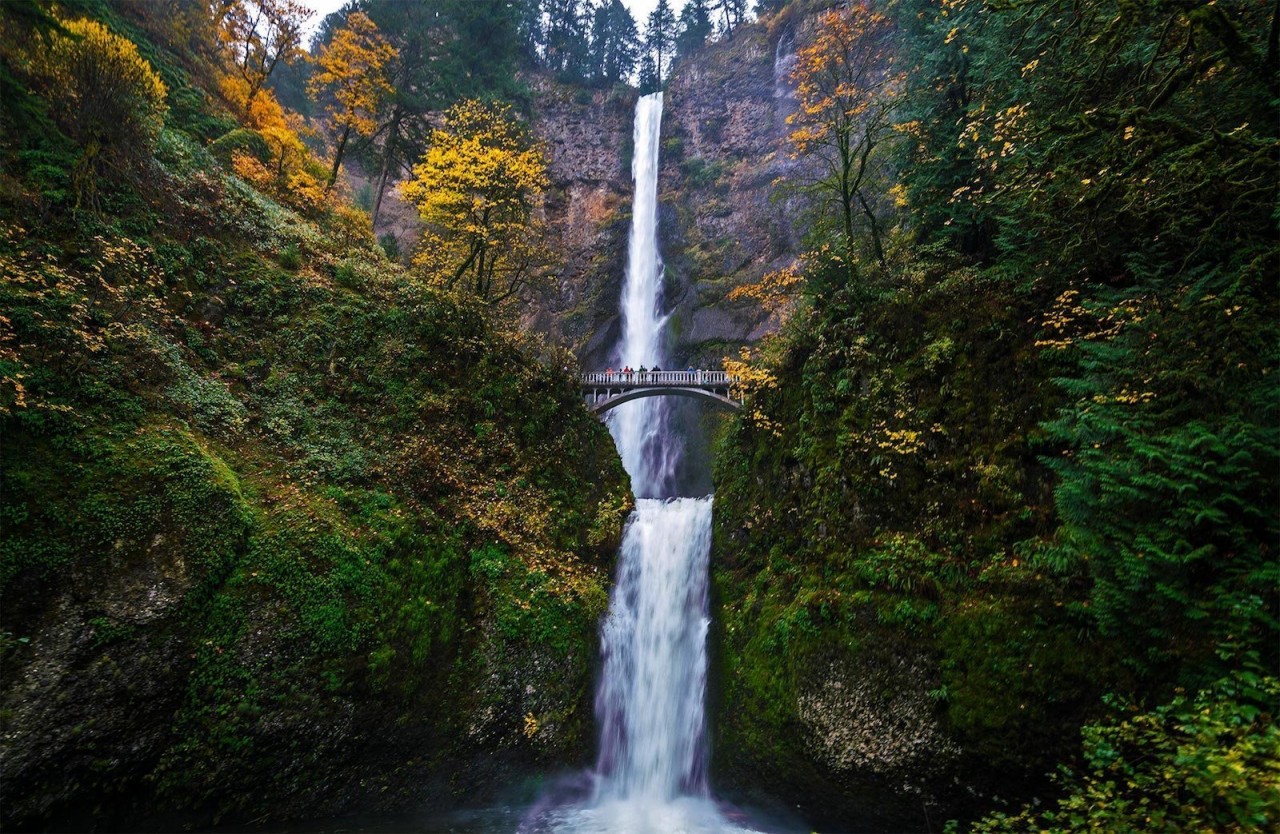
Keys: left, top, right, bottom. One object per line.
{"left": 936, "top": 599, "right": 1114, "bottom": 769}
{"left": 0, "top": 14, "right": 631, "bottom": 821}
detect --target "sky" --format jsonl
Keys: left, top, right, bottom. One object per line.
{"left": 300, "top": 0, "right": 691, "bottom": 40}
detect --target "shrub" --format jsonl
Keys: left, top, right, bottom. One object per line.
{"left": 208, "top": 128, "right": 271, "bottom": 167}
{"left": 325, "top": 204, "right": 376, "bottom": 252}
{"left": 23, "top": 17, "right": 168, "bottom": 206}
{"left": 966, "top": 663, "right": 1280, "bottom": 833}
{"left": 333, "top": 259, "right": 362, "bottom": 289}
{"left": 278, "top": 245, "right": 302, "bottom": 271}
{"left": 379, "top": 232, "right": 400, "bottom": 261}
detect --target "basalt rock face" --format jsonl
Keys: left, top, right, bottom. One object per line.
{"left": 522, "top": 75, "right": 637, "bottom": 367}
{"left": 657, "top": 19, "right": 809, "bottom": 368}
{"left": 519, "top": 33, "right": 808, "bottom": 371}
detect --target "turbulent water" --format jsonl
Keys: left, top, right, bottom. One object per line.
{"left": 594, "top": 497, "right": 712, "bottom": 802}
{"left": 521, "top": 93, "right": 773, "bottom": 834}
{"left": 610, "top": 92, "right": 680, "bottom": 499}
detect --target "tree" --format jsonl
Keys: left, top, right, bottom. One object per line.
{"left": 23, "top": 16, "right": 168, "bottom": 207}
{"left": 787, "top": 5, "right": 902, "bottom": 276}
{"left": 637, "top": 50, "right": 659, "bottom": 94}
{"left": 363, "top": 0, "right": 525, "bottom": 227}
{"left": 517, "top": 0, "right": 544, "bottom": 63}
{"left": 215, "top": 0, "right": 312, "bottom": 120}
{"left": 644, "top": 0, "right": 677, "bottom": 88}
{"left": 363, "top": 0, "right": 446, "bottom": 227}
{"left": 306, "top": 11, "right": 397, "bottom": 192}
{"left": 893, "top": 0, "right": 990, "bottom": 255}
{"left": 711, "top": 0, "right": 747, "bottom": 37}
{"left": 676, "top": 0, "right": 713, "bottom": 58}
{"left": 400, "top": 100, "right": 552, "bottom": 306}
{"left": 544, "top": 0, "right": 591, "bottom": 82}
{"left": 0, "top": 0, "right": 74, "bottom": 135}
{"left": 591, "top": 0, "right": 639, "bottom": 86}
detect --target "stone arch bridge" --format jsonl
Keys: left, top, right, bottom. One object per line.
{"left": 580, "top": 370, "right": 741, "bottom": 415}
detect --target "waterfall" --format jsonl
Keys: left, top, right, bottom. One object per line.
{"left": 595, "top": 89, "right": 716, "bottom": 817}
{"left": 594, "top": 496, "right": 713, "bottom": 803}
{"left": 773, "top": 31, "right": 798, "bottom": 137}
{"left": 609, "top": 92, "right": 679, "bottom": 499}
{"left": 773, "top": 31, "right": 797, "bottom": 101}
{"left": 525, "top": 92, "right": 766, "bottom": 834}
{"left": 594, "top": 94, "right": 715, "bottom": 807}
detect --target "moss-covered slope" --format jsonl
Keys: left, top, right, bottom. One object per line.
{"left": 0, "top": 4, "right": 630, "bottom": 829}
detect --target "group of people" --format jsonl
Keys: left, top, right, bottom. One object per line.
{"left": 603, "top": 366, "right": 698, "bottom": 383}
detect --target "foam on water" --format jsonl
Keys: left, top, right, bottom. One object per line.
{"left": 524, "top": 91, "right": 771, "bottom": 834}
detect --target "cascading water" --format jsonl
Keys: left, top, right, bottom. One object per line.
{"left": 524, "top": 93, "right": 769, "bottom": 834}
{"left": 596, "top": 90, "right": 714, "bottom": 809}
{"left": 609, "top": 93, "right": 680, "bottom": 499}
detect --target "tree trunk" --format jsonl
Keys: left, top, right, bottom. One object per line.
{"left": 371, "top": 109, "right": 403, "bottom": 227}
{"left": 326, "top": 125, "right": 352, "bottom": 194}
{"left": 838, "top": 132, "right": 857, "bottom": 282}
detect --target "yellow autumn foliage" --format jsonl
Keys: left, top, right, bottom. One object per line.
{"left": 219, "top": 74, "right": 289, "bottom": 131}
{"left": 20, "top": 17, "right": 168, "bottom": 206}
{"left": 723, "top": 347, "right": 783, "bottom": 436}
{"left": 727, "top": 261, "right": 806, "bottom": 322}
{"left": 401, "top": 100, "right": 552, "bottom": 307}
{"left": 307, "top": 12, "right": 397, "bottom": 141}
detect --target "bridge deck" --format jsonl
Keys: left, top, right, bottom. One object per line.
{"left": 580, "top": 371, "right": 740, "bottom": 414}
{"left": 581, "top": 370, "right": 734, "bottom": 388}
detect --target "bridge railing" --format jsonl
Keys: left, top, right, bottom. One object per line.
{"left": 581, "top": 370, "right": 734, "bottom": 386}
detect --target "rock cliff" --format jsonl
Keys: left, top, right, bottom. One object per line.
{"left": 657, "top": 17, "right": 810, "bottom": 368}
{"left": 522, "top": 76, "right": 637, "bottom": 367}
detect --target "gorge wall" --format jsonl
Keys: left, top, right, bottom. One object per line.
{"left": 518, "top": 21, "right": 808, "bottom": 370}
{"left": 521, "top": 76, "right": 637, "bottom": 365}
{"left": 656, "top": 17, "right": 807, "bottom": 368}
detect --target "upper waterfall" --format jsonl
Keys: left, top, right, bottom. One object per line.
{"left": 609, "top": 92, "right": 681, "bottom": 498}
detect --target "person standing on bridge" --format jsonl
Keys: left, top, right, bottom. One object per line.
{"left": 638, "top": 365, "right": 647, "bottom": 382}
{"left": 606, "top": 366, "right": 614, "bottom": 382}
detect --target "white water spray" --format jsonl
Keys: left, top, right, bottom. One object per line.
{"left": 610, "top": 92, "right": 679, "bottom": 498}
{"left": 526, "top": 92, "right": 764, "bottom": 834}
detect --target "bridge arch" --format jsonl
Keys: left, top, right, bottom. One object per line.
{"left": 580, "top": 371, "right": 741, "bottom": 417}
{"left": 589, "top": 386, "right": 740, "bottom": 415}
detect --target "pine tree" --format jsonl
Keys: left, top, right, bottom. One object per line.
{"left": 675, "top": 0, "right": 712, "bottom": 58}
{"left": 590, "top": 0, "right": 639, "bottom": 86}
{"left": 544, "top": 0, "right": 591, "bottom": 82}
{"left": 710, "top": 0, "right": 747, "bottom": 37}
{"left": 644, "top": 0, "right": 676, "bottom": 88}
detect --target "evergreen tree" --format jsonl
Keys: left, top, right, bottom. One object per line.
{"left": 675, "top": 0, "right": 712, "bottom": 58}
{"left": 643, "top": 0, "right": 676, "bottom": 88}
{"left": 637, "top": 49, "right": 659, "bottom": 94}
{"left": 894, "top": 0, "right": 991, "bottom": 255}
{"left": 544, "top": 0, "right": 591, "bottom": 82}
{"left": 517, "top": 0, "right": 544, "bottom": 64}
{"left": 711, "top": 0, "right": 747, "bottom": 37}
{"left": 590, "top": 0, "right": 639, "bottom": 86}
